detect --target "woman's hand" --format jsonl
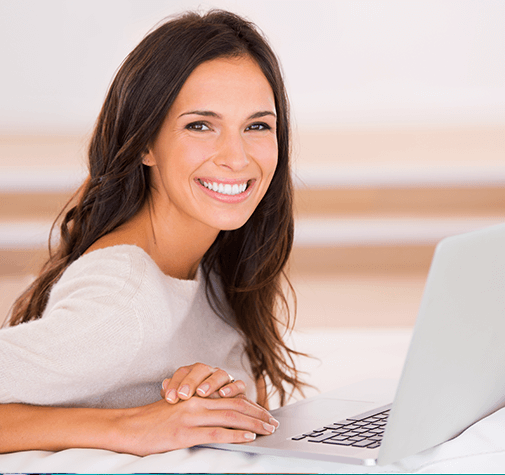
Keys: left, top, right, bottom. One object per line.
{"left": 121, "top": 396, "right": 279, "bottom": 456}
{"left": 160, "top": 363, "right": 246, "bottom": 403}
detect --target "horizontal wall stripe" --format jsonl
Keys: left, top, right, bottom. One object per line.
{"left": 2, "top": 166, "right": 505, "bottom": 193}
{"left": 1, "top": 217, "right": 503, "bottom": 249}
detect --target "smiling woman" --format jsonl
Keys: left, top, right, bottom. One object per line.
{"left": 0, "top": 10, "right": 306, "bottom": 455}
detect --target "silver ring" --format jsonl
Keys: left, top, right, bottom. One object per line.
{"left": 228, "top": 373, "right": 235, "bottom": 383}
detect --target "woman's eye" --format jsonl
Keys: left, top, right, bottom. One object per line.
{"left": 186, "top": 122, "right": 210, "bottom": 131}
{"left": 246, "top": 122, "right": 272, "bottom": 131}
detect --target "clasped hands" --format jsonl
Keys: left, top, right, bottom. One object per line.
{"left": 139, "top": 362, "right": 279, "bottom": 453}
{"left": 160, "top": 362, "right": 245, "bottom": 403}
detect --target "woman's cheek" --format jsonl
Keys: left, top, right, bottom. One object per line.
{"left": 250, "top": 138, "right": 278, "bottom": 172}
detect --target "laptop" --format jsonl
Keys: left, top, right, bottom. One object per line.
{"left": 203, "top": 222, "right": 505, "bottom": 465}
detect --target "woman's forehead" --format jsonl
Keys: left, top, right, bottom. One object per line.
{"left": 169, "top": 56, "right": 276, "bottom": 118}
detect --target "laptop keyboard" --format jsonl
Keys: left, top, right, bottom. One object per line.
{"left": 291, "top": 408, "right": 390, "bottom": 449}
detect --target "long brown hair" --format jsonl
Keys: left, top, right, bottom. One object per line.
{"left": 9, "top": 9, "right": 307, "bottom": 405}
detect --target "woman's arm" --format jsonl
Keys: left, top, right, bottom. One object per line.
{"left": 0, "top": 403, "right": 122, "bottom": 453}
{"left": 0, "top": 395, "right": 277, "bottom": 455}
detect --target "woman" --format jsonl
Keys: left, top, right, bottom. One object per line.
{"left": 0, "top": 9, "right": 305, "bottom": 455}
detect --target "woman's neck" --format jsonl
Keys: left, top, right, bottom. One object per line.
{"left": 85, "top": 202, "right": 219, "bottom": 281}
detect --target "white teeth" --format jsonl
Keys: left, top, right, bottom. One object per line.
{"left": 200, "top": 180, "right": 249, "bottom": 196}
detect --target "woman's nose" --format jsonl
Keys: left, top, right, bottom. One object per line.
{"left": 215, "top": 131, "right": 249, "bottom": 171}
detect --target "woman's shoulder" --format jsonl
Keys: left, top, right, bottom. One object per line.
{"left": 48, "top": 244, "right": 203, "bottom": 311}
{"left": 65, "top": 244, "right": 157, "bottom": 282}
{"left": 68, "top": 244, "right": 154, "bottom": 274}
{"left": 46, "top": 245, "right": 164, "bottom": 310}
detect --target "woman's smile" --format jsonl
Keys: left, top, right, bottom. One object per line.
{"left": 197, "top": 178, "right": 250, "bottom": 196}
{"left": 195, "top": 177, "right": 255, "bottom": 203}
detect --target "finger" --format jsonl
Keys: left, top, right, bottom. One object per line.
{"left": 218, "top": 379, "right": 246, "bottom": 398}
{"left": 190, "top": 405, "right": 277, "bottom": 436}
{"left": 195, "top": 368, "right": 237, "bottom": 398}
{"left": 163, "top": 366, "right": 193, "bottom": 403}
{"left": 230, "top": 392, "right": 272, "bottom": 416}
{"left": 198, "top": 396, "right": 280, "bottom": 431}
{"left": 160, "top": 377, "right": 172, "bottom": 399}
{"left": 176, "top": 363, "right": 217, "bottom": 400}
{"left": 216, "top": 386, "right": 271, "bottom": 416}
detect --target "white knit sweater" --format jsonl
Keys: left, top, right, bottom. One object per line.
{"left": 0, "top": 245, "right": 256, "bottom": 408}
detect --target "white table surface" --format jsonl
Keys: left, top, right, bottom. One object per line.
{"left": 2, "top": 328, "right": 505, "bottom": 474}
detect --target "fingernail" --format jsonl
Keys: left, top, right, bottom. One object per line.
{"left": 178, "top": 385, "right": 190, "bottom": 398}
{"left": 219, "top": 387, "right": 231, "bottom": 397}
{"left": 244, "top": 432, "right": 256, "bottom": 441}
{"left": 263, "top": 422, "right": 275, "bottom": 433}
{"left": 269, "top": 417, "right": 280, "bottom": 428}
{"left": 162, "top": 379, "right": 169, "bottom": 391}
{"left": 166, "top": 389, "right": 177, "bottom": 402}
{"left": 197, "top": 383, "right": 210, "bottom": 396}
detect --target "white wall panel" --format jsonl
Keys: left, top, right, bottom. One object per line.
{"left": 0, "top": 0, "right": 503, "bottom": 132}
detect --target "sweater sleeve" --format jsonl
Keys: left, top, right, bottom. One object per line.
{"left": 0, "top": 251, "right": 145, "bottom": 407}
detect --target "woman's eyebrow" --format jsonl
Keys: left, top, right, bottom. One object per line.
{"left": 178, "top": 110, "right": 276, "bottom": 120}
{"left": 249, "top": 110, "right": 277, "bottom": 120}
{"left": 178, "top": 110, "right": 221, "bottom": 119}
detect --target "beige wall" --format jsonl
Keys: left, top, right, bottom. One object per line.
{"left": 1, "top": 126, "right": 504, "bottom": 328}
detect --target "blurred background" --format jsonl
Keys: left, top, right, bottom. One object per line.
{"left": 1, "top": 0, "right": 504, "bottom": 328}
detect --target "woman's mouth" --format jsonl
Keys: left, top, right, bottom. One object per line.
{"left": 197, "top": 179, "right": 252, "bottom": 196}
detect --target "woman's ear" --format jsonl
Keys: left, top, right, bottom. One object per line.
{"left": 142, "top": 150, "right": 155, "bottom": 167}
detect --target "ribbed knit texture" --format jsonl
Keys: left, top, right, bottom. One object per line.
{"left": 0, "top": 245, "right": 256, "bottom": 408}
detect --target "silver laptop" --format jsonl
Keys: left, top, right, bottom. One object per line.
{"left": 204, "top": 222, "right": 505, "bottom": 465}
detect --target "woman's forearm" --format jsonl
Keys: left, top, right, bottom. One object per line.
{"left": 0, "top": 396, "right": 278, "bottom": 455}
{"left": 0, "top": 403, "right": 126, "bottom": 454}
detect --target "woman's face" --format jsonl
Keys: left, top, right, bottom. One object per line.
{"left": 144, "top": 55, "right": 278, "bottom": 235}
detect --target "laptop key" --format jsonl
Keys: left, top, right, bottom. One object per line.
{"left": 370, "top": 428, "right": 384, "bottom": 434}
{"left": 331, "top": 428, "right": 352, "bottom": 435}
{"left": 348, "top": 436, "right": 366, "bottom": 442}
{"left": 343, "top": 424, "right": 360, "bottom": 430}
{"left": 324, "top": 423, "right": 346, "bottom": 430}
{"left": 359, "top": 431, "right": 379, "bottom": 438}
{"left": 362, "top": 416, "right": 382, "bottom": 422}
{"left": 376, "top": 413, "right": 390, "bottom": 419}
{"left": 322, "top": 438, "right": 354, "bottom": 446}
{"left": 354, "top": 428, "right": 370, "bottom": 433}
{"left": 307, "top": 432, "right": 337, "bottom": 443}
{"left": 351, "top": 439, "right": 377, "bottom": 448}
{"left": 367, "top": 442, "right": 381, "bottom": 449}
{"left": 334, "top": 419, "right": 356, "bottom": 425}
{"left": 327, "top": 435, "right": 349, "bottom": 441}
